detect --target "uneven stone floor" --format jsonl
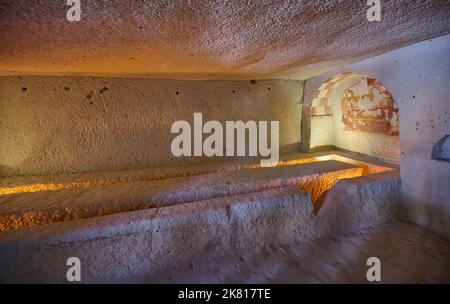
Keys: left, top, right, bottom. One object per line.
{"left": 145, "top": 222, "right": 450, "bottom": 284}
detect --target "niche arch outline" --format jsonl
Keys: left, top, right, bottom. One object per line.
{"left": 308, "top": 72, "right": 400, "bottom": 162}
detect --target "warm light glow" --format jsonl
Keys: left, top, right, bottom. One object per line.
{"left": 295, "top": 166, "right": 363, "bottom": 203}
{"left": 0, "top": 154, "right": 393, "bottom": 196}
{"left": 0, "top": 154, "right": 395, "bottom": 232}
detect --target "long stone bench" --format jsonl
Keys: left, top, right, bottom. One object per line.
{"left": 0, "top": 171, "right": 402, "bottom": 283}
{"left": 0, "top": 151, "right": 394, "bottom": 196}
{"left": 0, "top": 160, "right": 363, "bottom": 231}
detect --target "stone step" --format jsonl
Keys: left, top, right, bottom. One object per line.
{"left": 0, "top": 160, "right": 362, "bottom": 231}
{"left": 0, "top": 151, "right": 393, "bottom": 196}
{"left": 0, "top": 171, "right": 402, "bottom": 283}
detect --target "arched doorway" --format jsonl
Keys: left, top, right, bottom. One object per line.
{"left": 310, "top": 73, "right": 400, "bottom": 162}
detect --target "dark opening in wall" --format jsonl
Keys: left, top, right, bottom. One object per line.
{"left": 432, "top": 135, "right": 450, "bottom": 162}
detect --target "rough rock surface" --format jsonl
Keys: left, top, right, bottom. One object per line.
{"left": 316, "top": 171, "right": 405, "bottom": 236}
{"left": 302, "top": 35, "right": 450, "bottom": 240}
{"left": 0, "top": 77, "right": 302, "bottom": 177}
{"left": 1, "top": 1, "right": 449, "bottom": 79}
{"left": 0, "top": 160, "right": 362, "bottom": 231}
{"left": 0, "top": 171, "right": 404, "bottom": 283}
{"left": 147, "top": 222, "right": 450, "bottom": 283}
{"left": 0, "top": 151, "right": 392, "bottom": 193}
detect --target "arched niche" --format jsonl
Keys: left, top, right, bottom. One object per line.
{"left": 309, "top": 72, "right": 400, "bottom": 162}
{"left": 432, "top": 135, "right": 450, "bottom": 162}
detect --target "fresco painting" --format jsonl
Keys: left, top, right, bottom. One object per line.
{"left": 340, "top": 78, "right": 399, "bottom": 136}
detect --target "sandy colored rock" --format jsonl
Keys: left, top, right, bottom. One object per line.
{"left": 302, "top": 35, "right": 450, "bottom": 240}
{"left": 0, "top": 77, "right": 302, "bottom": 177}
{"left": 0, "top": 171, "right": 405, "bottom": 283}
{"left": 147, "top": 222, "right": 450, "bottom": 284}
{"left": 0, "top": 1, "right": 449, "bottom": 80}
{"left": 0, "top": 160, "right": 362, "bottom": 231}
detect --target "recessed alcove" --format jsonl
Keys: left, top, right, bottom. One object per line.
{"left": 0, "top": 1, "right": 449, "bottom": 284}
{"left": 309, "top": 73, "right": 400, "bottom": 163}
{"left": 432, "top": 135, "right": 450, "bottom": 162}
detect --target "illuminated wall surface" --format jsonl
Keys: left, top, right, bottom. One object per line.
{"left": 310, "top": 74, "right": 400, "bottom": 162}
{"left": 304, "top": 35, "right": 450, "bottom": 239}
{"left": 0, "top": 35, "right": 448, "bottom": 241}
{"left": 0, "top": 79, "right": 302, "bottom": 177}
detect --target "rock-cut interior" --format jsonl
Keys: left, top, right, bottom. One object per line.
{"left": 0, "top": 0, "right": 449, "bottom": 283}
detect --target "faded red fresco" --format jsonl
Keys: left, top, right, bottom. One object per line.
{"left": 340, "top": 78, "right": 399, "bottom": 136}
